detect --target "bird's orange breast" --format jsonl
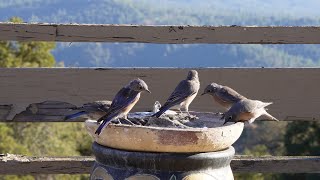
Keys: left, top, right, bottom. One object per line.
{"left": 122, "top": 93, "right": 141, "bottom": 115}
{"left": 236, "top": 112, "right": 255, "bottom": 122}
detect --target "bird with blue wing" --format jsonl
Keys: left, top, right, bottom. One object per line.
{"left": 201, "top": 83, "right": 246, "bottom": 110}
{"left": 152, "top": 70, "right": 200, "bottom": 118}
{"left": 64, "top": 101, "right": 112, "bottom": 120}
{"left": 95, "top": 78, "right": 151, "bottom": 135}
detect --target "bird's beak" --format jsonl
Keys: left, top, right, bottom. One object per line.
{"left": 145, "top": 89, "right": 151, "bottom": 93}
{"left": 201, "top": 92, "right": 206, "bottom": 96}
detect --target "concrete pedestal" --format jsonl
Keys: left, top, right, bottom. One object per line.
{"left": 91, "top": 142, "right": 235, "bottom": 180}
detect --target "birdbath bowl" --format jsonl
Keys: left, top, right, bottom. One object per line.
{"left": 85, "top": 112, "right": 243, "bottom": 153}
{"left": 86, "top": 112, "right": 244, "bottom": 180}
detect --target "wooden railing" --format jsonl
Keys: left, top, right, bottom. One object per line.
{"left": 0, "top": 154, "right": 319, "bottom": 174}
{"left": 1, "top": 23, "right": 320, "bottom": 44}
{"left": 0, "top": 23, "right": 319, "bottom": 175}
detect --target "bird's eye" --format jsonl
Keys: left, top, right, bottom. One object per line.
{"left": 139, "top": 86, "right": 143, "bottom": 90}
{"left": 228, "top": 116, "right": 232, "bottom": 120}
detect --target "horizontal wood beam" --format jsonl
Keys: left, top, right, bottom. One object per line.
{"left": 232, "top": 156, "right": 320, "bottom": 173}
{"left": 0, "top": 68, "right": 319, "bottom": 122}
{"left": 1, "top": 23, "right": 320, "bottom": 44}
{"left": 0, "top": 154, "right": 93, "bottom": 174}
{"left": 0, "top": 154, "right": 319, "bottom": 174}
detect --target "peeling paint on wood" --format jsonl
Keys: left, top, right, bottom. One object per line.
{"left": 0, "top": 154, "right": 319, "bottom": 174}
{"left": 0, "top": 104, "right": 13, "bottom": 120}
{"left": 1, "top": 23, "right": 320, "bottom": 44}
{"left": 0, "top": 154, "right": 93, "bottom": 174}
{"left": 0, "top": 68, "right": 319, "bottom": 122}
{"left": 232, "top": 156, "right": 320, "bottom": 173}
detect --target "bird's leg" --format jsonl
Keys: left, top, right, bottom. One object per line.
{"left": 185, "top": 106, "right": 191, "bottom": 116}
{"left": 122, "top": 119, "right": 135, "bottom": 125}
{"left": 117, "top": 118, "right": 122, "bottom": 124}
{"left": 119, "top": 114, "right": 135, "bottom": 125}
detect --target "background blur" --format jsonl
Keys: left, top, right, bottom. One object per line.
{"left": 0, "top": 1, "right": 319, "bottom": 180}
{"left": 2, "top": 0, "right": 320, "bottom": 67}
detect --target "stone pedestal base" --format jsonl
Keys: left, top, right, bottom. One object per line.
{"left": 91, "top": 142, "right": 234, "bottom": 180}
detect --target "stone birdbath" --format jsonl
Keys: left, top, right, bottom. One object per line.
{"left": 85, "top": 111, "right": 244, "bottom": 180}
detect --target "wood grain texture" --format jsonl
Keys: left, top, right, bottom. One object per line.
{"left": 0, "top": 154, "right": 319, "bottom": 174}
{"left": 0, "top": 68, "right": 319, "bottom": 122}
{"left": 1, "top": 23, "right": 320, "bottom": 44}
{"left": 0, "top": 154, "right": 93, "bottom": 174}
{"left": 232, "top": 156, "right": 320, "bottom": 173}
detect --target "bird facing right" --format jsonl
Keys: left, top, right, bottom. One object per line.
{"left": 95, "top": 78, "right": 151, "bottom": 135}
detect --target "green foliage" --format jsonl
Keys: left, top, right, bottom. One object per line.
{"left": 281, "top": 121, "right": 320, "bottom": 180}
{"left": 0, "top": 124, "right": 28, "bottom": 154}
{"left": 0, "top": 17, "right": 91, "bottom": 179}
{"left": 285, "top": 121, "right": 320, "bottom": 156}
{"left": 235, "top": 121, "right": 286, "bottom": 156}
{"left": 235, "top": 145, "right": 281, "bottom": 180}
{"left": 0, "top": 17, "right": 56, "bottom": 68}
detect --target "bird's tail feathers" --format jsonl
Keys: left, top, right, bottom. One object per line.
{"left": 263, "top": 110, "right": 279, "bottom": 121}
{"left": 64, "top": 111, "right": 87, "bottom": 120}
{"left": 95, "top": 114, "right": 117, "bottom": 135}
{"left": 95, "top": 120, "right": 108, "bottom": 135}
{"left": 151, "top": 106, "right": 170, "bottom": 118}
{"left": 262, "top": 101, "right": 273, "bottom": 107}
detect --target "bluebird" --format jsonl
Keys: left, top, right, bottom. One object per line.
{"left": 222, "top": 98, "right": 279, "bottom": 125}
{"left": 64, "top": 101, "right": 111, "bottom": 120}
{"left": 152, "top": 70, "right": 200, "bottom": 118}
{"left": 201, "top": 83, "right": 246, "bottom": 110}
{"left": 95, "top": 78, "right": 151, "bottom": 135}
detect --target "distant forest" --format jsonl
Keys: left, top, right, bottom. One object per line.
{"left": 1, "top": 1, "right": 320, "bottom": 179}
{"left": 1, "top": 0, "right": 320, "bottom": 67}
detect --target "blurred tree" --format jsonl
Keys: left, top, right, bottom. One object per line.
{"left": 281, "top": 121, "right": 320, "bottom": 180}
{"left": 285, "top": 121, "right": 320, "bottom": 156}
{"left": 235, "top": 145, "right": 281, "bottom": 180}
{"left": 0, "top": 17, "right": 90, "bottom": 180}
{"left": 0, "top": 17, "right": 56, "bottom": 67}
{"left": 235, "top": 121, "right": 286, "bottom": 155}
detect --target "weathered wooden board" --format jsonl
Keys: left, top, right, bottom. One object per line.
{"left": 1, "top": 23, "right": 320, "bottom": 44}
{"left": 0, "top": 154, "right": 93, "bottom": 174}
{"left": 0, "top": 154, "right": 319, "bottom": 174}
{"left": 0, "top": 68, "right": 319, "bottom": 122}
{"left": 232, "top": 156, "right": 320, "bottom": 173}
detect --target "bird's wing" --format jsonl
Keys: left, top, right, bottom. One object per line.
{"left": 97, "top": 88, "right": 139, "bottom": 122}
{"left": 217, "top": 86, "right": 245, "bottom": 103}
{"left": 101, "top": 87, "right": 131, "bottom": 115}
{"left": 161, "top": 80, "right": 196, "bottom": 109}
{"left": 241, "top": 99, "right": 269, "bottom": 113}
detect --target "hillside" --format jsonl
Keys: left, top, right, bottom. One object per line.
{"left": 1, "top": 0, "right": 320, "bottom": 67}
